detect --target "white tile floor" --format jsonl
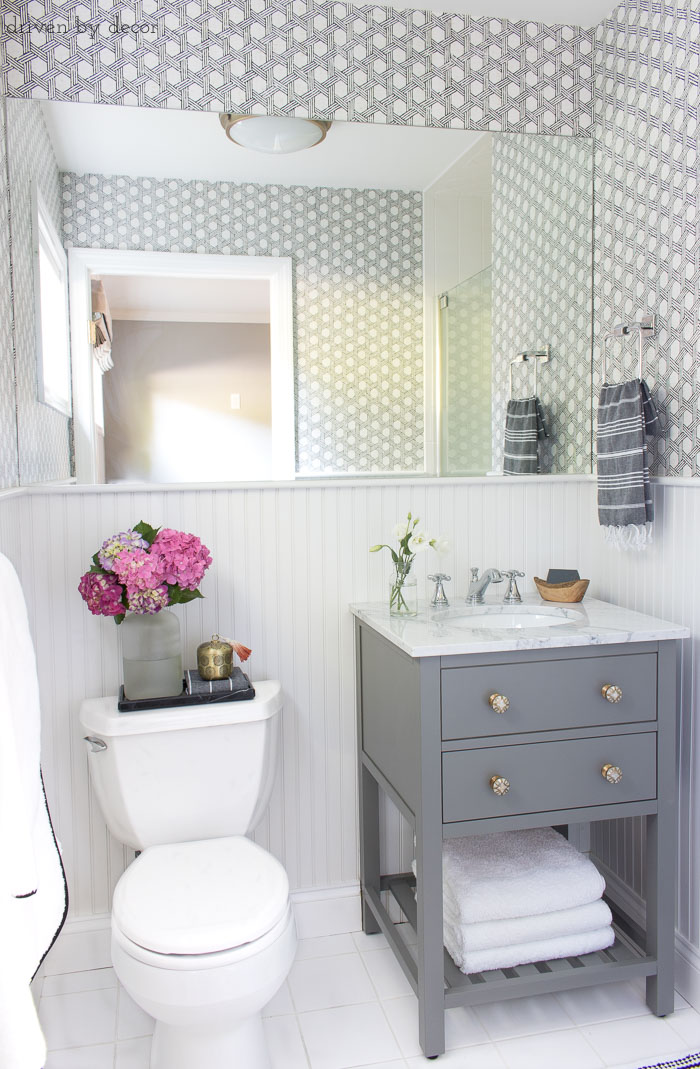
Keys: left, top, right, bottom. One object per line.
{"left": 38, "top": 928, "right": 700, "bottom": 1069}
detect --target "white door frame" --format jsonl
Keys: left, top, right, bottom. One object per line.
{"left": 67, "top": 248, "right": 295, "bottom": 483}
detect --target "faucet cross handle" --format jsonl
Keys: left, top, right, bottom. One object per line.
{"left": 428, "top": 573, "right": 451, "bottom": 607}
{"left": 502, "top": 569, "right": 525, "bottom": 604}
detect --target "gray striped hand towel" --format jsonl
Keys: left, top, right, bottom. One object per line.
{"left": 597, "top": 379, "right": 660, "bottom": 549}
{"left": 503, "top": 396, "right": 548, "bottom": 475}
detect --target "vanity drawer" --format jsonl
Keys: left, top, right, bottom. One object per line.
{"left": 442, "top": 732, "right": 656, "bottom": 822}
{"left": 441, "top": 652, "right": 657, "bottom": 740}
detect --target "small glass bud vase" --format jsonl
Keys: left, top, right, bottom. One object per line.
{"left": 121, "top": 609, "right": 183, "bottom": 701}
{"left": 389, "top": 562, "right": 418, "bottom": 617}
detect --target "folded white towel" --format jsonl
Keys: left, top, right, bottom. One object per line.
{"left": 443, "top": 898, "right": 612, "bottom": 955}
{"left": 442, "top": 829, "right": 605, "bottom": 924}
{"left": 445, "top": 924, "right": 615, "bottom": 974}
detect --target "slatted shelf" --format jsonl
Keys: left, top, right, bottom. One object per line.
{"left": 373, "top": 873, "right": 656, "bottom": 1010}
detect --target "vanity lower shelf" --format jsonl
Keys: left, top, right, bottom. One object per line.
{"left": 365, "top": 873, "right": 655, "bottom": 1009}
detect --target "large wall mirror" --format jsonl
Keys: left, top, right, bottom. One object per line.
{"left": 2, "top": 97, "right": 594, "bottom": 485}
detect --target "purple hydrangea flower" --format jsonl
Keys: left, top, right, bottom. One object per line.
{"left": 78, "top": 572, "right": 125, "bottom": 617}
{"left": 127, "top": 586, "right": 170, "bottom": 614}
{"left": 98, "top": 529, "right": 148, "bottom": 572}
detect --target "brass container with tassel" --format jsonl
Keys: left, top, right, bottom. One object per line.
{"left": 197, "top": 634, "right": 234, "bottom": 681}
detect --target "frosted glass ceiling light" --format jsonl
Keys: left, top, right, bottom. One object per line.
{"left": 219, "top": 114, "right": 331, "bottom": 154}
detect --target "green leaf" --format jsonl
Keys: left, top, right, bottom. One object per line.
{"left": 166, "top": 585, "right": 203, "bottom": 605}
{"left": 114, "top": 613, "right": 125, "bottom": 625}
{"left": 389, "top": 548, "right": 400, "bottom": 564}
{"left": 89, "top": 564, "right": 105, "bottom": 574}
{"left": 177, "top": 588, "right": 204, "bottom": 604}
{"left": 91, "top": 551, "right": 101, "bottom": 568}
{"left": 133, "top": 520, "right": 160, "bottom": 545}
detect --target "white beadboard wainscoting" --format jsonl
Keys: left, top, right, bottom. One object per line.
{"left": 1, "top": 476, "right": 698, "bottom": 1002}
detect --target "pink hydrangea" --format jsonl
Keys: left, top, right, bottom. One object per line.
{"left": 78, "top": 572, "right": 125, "bottom": 617}
{"left": 151, "top": 528, "right": 212, "bottom": 591}
{"left": 112, "top": 548, "right": 166, "bottom": 592}
{"left": 127, "top": 586, "right": 170, "bottom": 614}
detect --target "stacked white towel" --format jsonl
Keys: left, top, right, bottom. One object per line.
{"left": 437, "top": 829, "right": 614, "bottom": 974}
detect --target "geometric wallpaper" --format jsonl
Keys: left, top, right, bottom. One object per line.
{"left": 5, "top": 98, "right": 72, "bottom": 484}
{"left": 0, "top": 99, "right": 19, "bottom": 489}
{"left": 491, "top": 133, "right": 594, "bottom": 475}
{"left": 0, "top": 2, "right": 594, "bottom": 135}
{"left": 593, "top": 0, "right": 700, "bottom": 477}
{"left": 61, "top": 170, "right": 424, "bottom": 473}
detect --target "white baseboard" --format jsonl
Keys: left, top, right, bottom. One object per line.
{"left": 596, "top": 857, "right": 700, "bottom": 1012}
{"left": 43, "top": 883, "right": 363, "bottom": 976}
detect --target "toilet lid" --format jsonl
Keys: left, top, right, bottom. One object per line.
{"left": 113, "top": 836, "right": 290, "bottom": 955}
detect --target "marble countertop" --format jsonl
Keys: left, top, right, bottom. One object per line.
{"left": 350, "top": 595, "right": 689, "bottom": 658}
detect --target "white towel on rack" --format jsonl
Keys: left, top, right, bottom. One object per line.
{"left": 443, "top": 898, "right": 612, "bottom": 955}
{"left": 441, "top": 829, "right": 605, "bottom": 924}
{"left": 445, "top": 924, "right": 615, "bottom": 975}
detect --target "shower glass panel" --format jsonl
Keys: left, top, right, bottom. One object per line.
{"left": 439, "top": 267, "right": 493, "bottom": 476}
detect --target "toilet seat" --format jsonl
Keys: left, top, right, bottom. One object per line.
{"left": 113, "top": 835, "right": 290, "bottom": 956}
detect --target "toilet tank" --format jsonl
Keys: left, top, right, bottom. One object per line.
{"left": 79, "top": 681, "right": 282, "bottom": 851}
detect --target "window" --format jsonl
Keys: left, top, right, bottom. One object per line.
{"left": 33, "top": 187, "right": 71, "bottom": 416}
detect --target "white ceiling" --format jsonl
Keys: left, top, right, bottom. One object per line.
{"left": 41, "top": 102, "right": 483, "bottom": 192}
{"left": 367, "top": 0, "right": 618, "bottom": 26}
{"left": 100, "top": 274, "right": 271, "bottom": 324}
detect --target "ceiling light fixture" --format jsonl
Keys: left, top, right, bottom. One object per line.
{"left": 219, "top": 114, "right": 331, "bottom": 155}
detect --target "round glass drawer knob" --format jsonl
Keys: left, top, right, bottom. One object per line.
{"left": 490, "top": 775, "right": 510, "bottom": 796}
{"left": 602, "top": 763, "right": 623, "bottom": 784}
{"left": 602, "top": 684, "right": 623, "bottom": 703}
{"left": 489, "top": 693, "right": 510, "bottom": 714}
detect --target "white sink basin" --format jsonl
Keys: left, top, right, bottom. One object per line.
{"left": 448, "top": 606, "right": 580, "bottom": 630}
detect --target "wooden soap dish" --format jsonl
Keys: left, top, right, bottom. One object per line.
{"left": 534, "top": 576, "right": 590, "bottom": 603}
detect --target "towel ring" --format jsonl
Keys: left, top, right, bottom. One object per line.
{"left": 602, "top": 314, "right": 655, "bottom": 383}
{"left": 509, "top": 346, "right": 550, "bottom": 399}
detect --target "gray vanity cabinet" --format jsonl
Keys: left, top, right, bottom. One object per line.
{"left": 354, "top": 620, "right": 679, "bottom": 1059}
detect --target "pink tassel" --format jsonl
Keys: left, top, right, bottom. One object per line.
{"left": 222, "top": 638, "right": 252, "bottom": 663}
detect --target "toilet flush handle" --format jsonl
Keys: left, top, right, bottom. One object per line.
{"left": 83, "top": 736, "right": 108, "bottom": 753}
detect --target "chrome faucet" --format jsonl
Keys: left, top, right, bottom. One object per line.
{"left": 465, "top": 567, "right": 504, "bottom": 604}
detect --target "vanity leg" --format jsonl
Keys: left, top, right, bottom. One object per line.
{"left": 646, "top": 641, "right": 678, "bottom": 1017}
{"left": 414, "top": 657, "right": 446, "bottom": 1058}
{"left": 359, "top": 765, "right": 381, "bottom": 935}
{"left": 645, "top": 810, "right": 676, "bottom": 1016}
{"left": 415, "top": 830, "right": 446, "bottom": 1058}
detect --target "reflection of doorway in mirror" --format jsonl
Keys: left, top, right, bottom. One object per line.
{"left": 67, "top": 249, "right": 294, "bottom": 484}
{"left": 98, "top": 275, "right": 273, "bottom": 483}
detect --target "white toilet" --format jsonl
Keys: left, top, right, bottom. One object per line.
{"left": 80, "top": 680, "right": 296, "bottom": 1069}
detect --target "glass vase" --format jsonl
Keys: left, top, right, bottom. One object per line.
{"left": 121, "top": 609, "right": 183, "bottom": 701}
{"left": 389, "top": 562, "right": 417, "bottom": 617}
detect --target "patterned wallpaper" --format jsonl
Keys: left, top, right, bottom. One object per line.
{"left": 0, "top": 2, "right": 594, "bottom": 134}
{"left": 5, "top": 99, "right": 72, "bottom": 484}
{"left": 61, "top": 172, "right": 424, "bottom": 474}
{"left": 593, "top": 0, "right": 699, "bottom": 478}
{"left": 0, "top": 100, "right": 19, "bottom": 488}
{"left": 491, "top": 133, "right": 594, "bottom": 474}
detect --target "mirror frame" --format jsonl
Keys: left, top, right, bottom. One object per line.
{"left": 67, "top": 248, "right": 295, "bottom": 482}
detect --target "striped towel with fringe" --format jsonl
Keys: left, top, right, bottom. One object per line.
{"left": 597, "top": 379, "right": 660, "bottom": 550}
{"left": 503, "top": 396, "right": 548, "bottom": 475}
